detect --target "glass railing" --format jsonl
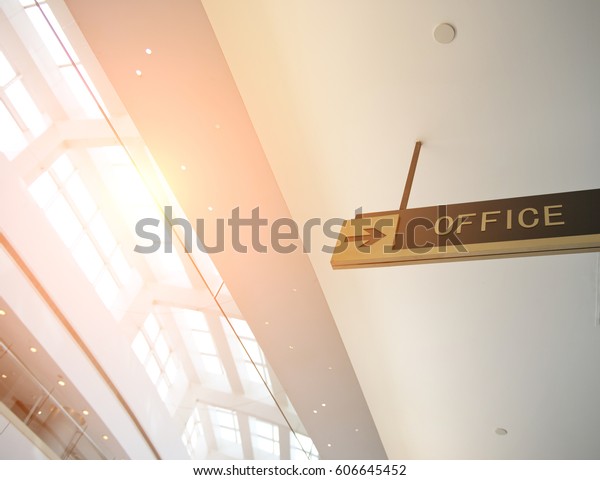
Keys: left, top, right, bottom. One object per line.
{"left": 0, "top": 340, "right": 111, "bottom": 459}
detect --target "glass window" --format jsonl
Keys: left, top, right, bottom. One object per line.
{"left": 192, "top": 331, "right": 217, "bottom": 355}
{"left": 95, "top": 268, "right": 119, "bottom": 307}
{"left": 250, "top": 417, "right": 280, "bottom": 456}
{"left": 243, "top": 339, "right": 262, "bottom": 361}
{"left": 202, "top": 355, "right": 224, "bottom": 376}
{"left": 210, "top": 407, "right": 240, "bottom": 445}
{"left": 226, "top": 317, "right": 271, "bottom": 387}
{"left": 29, "top": 155, "right": 130, "bottom": 306}
{"left": 0, "top": 51, "right": 16, "bottom": 86}
{"left": 59, "top": 65, "right": 102, "bottom": 118}
{"left": 109, "top": 248, "right": 131, "bottom": 285}
{"left": 154, "top": 334, "right": 170, "bottom": 364}
{"left": 24, "top": 4, "right": 79, "bottom": 65}
{"left": 132, "top": 332, "right": 150, "bottom": 363}
{"left": 145, "top": 355, "right": 161, "bottom": 384}
{"left": 182, "top": 406, "right": 207, "bottom": 458}
{"left": 132, "top": 313, "right": 185, "bottom": 402}
{"left": 28, "top": 171, "right": 58, "bottom": 208}
{"left": 65, "top": 173, "right": 97, "bottom": 221}
{"left": 230, "top": 317, "right": 253, "bottom": 338}
{"left": 44, "top": 195, "right": 83, "bottom": 247}
{"left": 88, "top": 145, "right": 192, "bottom": 289}
{"left": 5, "top": 81, "right": 47, "bottom": 136}
{"left": 165, "top": 357, "right": 178, "bottom": 384}
{"left": 89, "top": 214, "right": 117, "bottom": 256}
{"left": 290, "top": 432, "right": 319, "bottom": 460}
{"left": 71, "top": 233, "right": 104, "bottom": 282}
{"left": 144, "top": 314, "right": 160, "bottom": 342}
{"left": 51, "top": 154, "right": 75, "bottom": 182}
{"left": 156, "top": 377, "right": 169, "bottom": 400}
{"left": 0, "top": 101, "right": 27, "bottom": 159}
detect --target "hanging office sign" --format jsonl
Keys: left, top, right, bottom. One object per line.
{"left": 331, "top": 188, "right": 600, "bottom": 269}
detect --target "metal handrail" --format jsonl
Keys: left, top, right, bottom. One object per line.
{"left": 0, "top": 340, "right": 110, "bottom": 459}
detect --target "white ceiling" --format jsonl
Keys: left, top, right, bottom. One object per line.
{"left": 66, "top": 0, "right": 600, "bottom": 459}
{"left": 201, "top": 0, "right": 600, "bottom": 459}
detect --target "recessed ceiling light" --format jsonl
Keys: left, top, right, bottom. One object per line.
{"left": 288, "top": 345, "right": 294, "bottom": 350}
{"left": 135, "top": 69, "right": 142, "bottom": 76}
{"left": 214, "top": 124, "right": 221, "bottom": 129}
{"left": 313, "top": 410, "right": 318, "bottom": 414}
{"left": 29, "top": 347, "right": 37, "bottom": 353}
{"left": 327, "top": 366, "right": 333, "bottom": 370}
{"left": 292, "top": 288, "right": 297, "bottom": 292}
{"left": 82, "top": 410, "right": 89, "bottom": 416}
{"left": 264, "top": 321, "right": 269, "bottom": 325}
{"left": 145, "top": 48, "right": 152, "bottom": 55}
{"left": 327, "top": 443, "right": 332, "bottom": 447}
{"left": 102, "top": 435, "right": 109, "bottom": 441}
{"left": 321, "top": 403, "right": 326, "bottom": 407}
{"left": 208, "top": 206, "right": 213, "bottom": 212}
{"left": 37, "top": 410, "right": 42, "bottom": 415}
{"left": 0, "top": 309, "right": 6, "bottom": 315}
{"left": 180, "top": 165, "right": 187, "bottom": 171}
{"left": 495, "top": 427, "right": 508, "bottom": 436}
{"left": 433, "top": 23, "right": 456, "bottom": 44}
{"left": 355, "top": 428, "right": 359, "bottom": 432}
{"left": 1, "top": 374, "right": 7, "bottom": 379}
{"left": 57, "top": 379, "right": 66, "bottom": 387}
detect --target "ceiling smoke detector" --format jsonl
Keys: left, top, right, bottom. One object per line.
{"left": 434, "top": 23, "right": 456, "bottom": 44}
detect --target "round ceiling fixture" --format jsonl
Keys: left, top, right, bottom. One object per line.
{"left": 433, "top": 23, "right": 456, "bottom": 44}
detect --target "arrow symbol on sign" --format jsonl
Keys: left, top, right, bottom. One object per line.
{"left": 345, "top": 227, "right": 386, "bottom": 247}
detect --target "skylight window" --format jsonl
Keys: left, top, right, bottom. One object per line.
{"left": 192, "top": 331, "right": 218, "bottom": 355}
{"left": 201, "top": 355, "right": 224, "bottom": 376}
{"left": 44, "top": 195, "right": 84, "bottom": 247}
{"left": 190, "top": 322, "right": 225, "bottom": 376}
{"left": 290, "top": 432, "right": 319, "bottom": 460}
{"left": 51, "top": 153, "right": 75, "bottom": 182}
{"left": 28, "top": 171, "right": 58, "bottom": 208}
{"left": 169, "top": 307, "right": 227, "bottom": 379}
{"left": 209, "top": 407, "right": 241, "bottom": 445}
{"left": 0, "top": 51, "right": 31, "bottom": 158}
{"left": 109, "top": 248, "right": 131, "bottom": 285}
{"left": 0, "top": 101, "right": 27, "bottom": 159}
{"left": 59, "top": 65, "right": 103, "bottom": 118}
{"left": 28, "top": 155, "right": 132, "bottom": 306}
{"left": 88, "top": 145, "right": 192, "bottom": 289}
{"left": 21, "top": 2, "right": 105, "bottom": 119}
{"left": 64, "top": 173, "right": 97, "bottom": 221}
{"left": 250, "top": 417, "right": 280, "bottom": 457}
{"left": 227, "top": 317, "right": 271, "bottom": 388}
{"left": 132, "top": 313, "right": 183, "bottom": 401}
{"left": 89, "top": 214, "right": 117, "bottom": 256}
{"left": 0, "top": 52, "right": 16, "bottom": 87}
{"left": 94, "top": 270, "right": 119, "bottom": 308}
{"left": 182, "top": 406, "right": 207, "bottom": 458}
{"left": 4, "top": 81, "right": 47, "bottom": 136}
{"left": 71, "top": 233, "right": 104, "bottom": 282}
{"left": 24, "top": 3, "right": 79, "bottom": 66}
{"left": 99, "top": 152, "right": 156, "bottom": 209}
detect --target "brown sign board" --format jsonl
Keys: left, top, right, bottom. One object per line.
{"left": 331, "top": 189, "right": 600, "bottom": 269}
